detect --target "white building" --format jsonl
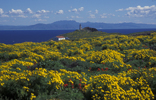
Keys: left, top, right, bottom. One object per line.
{"left": 53, "top": 36, "right": 65, "bottom": 41}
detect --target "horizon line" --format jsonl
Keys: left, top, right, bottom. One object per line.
{"left": 1, "top": 20, "right": 156, "bottom": 26}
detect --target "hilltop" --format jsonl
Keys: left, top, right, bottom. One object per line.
{"left": 55, "top": 29, "right": 122, "bottom": 41}
{"left": 81, "top": 27, "right": 98, "bottom": 32}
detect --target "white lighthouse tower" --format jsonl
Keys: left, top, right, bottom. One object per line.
{"left": 79, "top": 24, "right": 82, "bottom": 30}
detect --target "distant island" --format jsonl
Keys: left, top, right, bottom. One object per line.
{"left": 1, "top": 20, "right": 156, "bottom": 30}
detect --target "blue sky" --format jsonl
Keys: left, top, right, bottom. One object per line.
{"left": 0, "top": 0, "right": 156, "bottom": 25}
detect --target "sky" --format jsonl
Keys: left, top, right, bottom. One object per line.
{"left": 0, "top": 0, "right": 156, "bottom": 25}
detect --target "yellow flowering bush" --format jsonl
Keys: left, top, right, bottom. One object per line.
{"left": 0, "top": 32, "right": 156, "bottom": 100}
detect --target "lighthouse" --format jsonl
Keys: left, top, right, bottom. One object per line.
{"left": 79, "top": 24, "right": 82, "bottom": 30}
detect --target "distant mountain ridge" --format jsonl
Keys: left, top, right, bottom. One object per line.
{"left": 0, "top": 20, "right": 156, "bottom": 30}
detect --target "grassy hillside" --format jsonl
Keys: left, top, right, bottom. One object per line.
{"left": 0, "top": 31, "right": 156, "bottom": 100}
{"left": 50, "top": 30, "right": 156, "bottom": 41}
{"left": 50, "top": 30, "right": 122, "bottom": 41}
{"left": 126, "top": 30, "right": 156, "bottom": 36}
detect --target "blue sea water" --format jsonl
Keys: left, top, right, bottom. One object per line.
{"left": 0, "top": 28, "right": 156, "bottom": 44}
{"left": 0, "top": 30, "right": 75, "bottom": 44}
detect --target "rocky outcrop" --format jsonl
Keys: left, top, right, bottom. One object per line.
{"left": 82, "top": 27, "right": 98, "bottom": 32}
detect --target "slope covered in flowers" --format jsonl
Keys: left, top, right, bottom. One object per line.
{"left": 0, "top": 32, "right": 156, "bottom": 100}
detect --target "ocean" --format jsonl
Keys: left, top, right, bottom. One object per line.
{"left": 1, "top": 28, "right": 156, "bottom": 44}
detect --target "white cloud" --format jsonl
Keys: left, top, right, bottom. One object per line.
{"left": 0, "top": 8, "right": 8, "bottom": 17}
{"left": 118, "top": 5, "right": 156, "bottom": 18}
{"left": 56, "top": 10, "right": 63, "bottom": 14}
{"left": 72, "top": 8, "right": 78, "bottom": 12}
{"left": 9, "top": 9, "right": 23, "bottom": 15}
{"left": 25, "top": 8, "right": 33, "bottom": 14}
{"left": 71, "top": 16, "right": 74, "bottom": 18}
{"left": 89, "top": 14, "right": 95, "bottom": 18}
{"left": 78, "top": 7, "right": 84, "bottom": 11}
{"left": 37, "top": 10, "right": 50, "bottom": 14}
{"left": 76, "top": 16, "right": 80, "bottom": 18}
{"left": 32, "top": 14, "right": 41, "bottom": 18}
{"left": 108, "top": 13, "right": 115, "bottom": 16}
{"left": 0, "top": 8, "right": 4, "bottom": 14}
{"left": 88, "top": 11, "right": 92, "bottom": 13}
{"left": 116, "top": 8, "right": 124, "bottom": 11}
{"left": 35, "top": 19, "right": 47, "bottom": 22}
{"left": 17, "top": 15, "right": 28, "bottom": 18}
{"left": 0, "top": 14, "right": 9, "bottom": 17}
{"left": 100, "top": 13, "right": 115, "bottom": 18}
{"left": 100, "top": 14, "right": 107, "bottom": 18}
{"left": 69, "top": 7, "right": 84, "bottom": 13}
{"left": 125, "top": 5, "right": 155, "bottom": 17}
{"left": 95, "top": 9, "right": 98, "bottom": 14}
{"left": 71, "top": 16, "right": 81, "bottom": 18}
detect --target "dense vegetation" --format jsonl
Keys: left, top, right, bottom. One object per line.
{"left": 0, "top": 31, "right": 156, "bottom": 100}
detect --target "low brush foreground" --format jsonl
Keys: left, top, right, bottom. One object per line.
{"left": 0, "top": 31, "right": 156, "bottom": 100}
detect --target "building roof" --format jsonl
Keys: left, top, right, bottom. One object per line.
{"left": 56, "top": 36, "right": 65, "bottom": 38}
